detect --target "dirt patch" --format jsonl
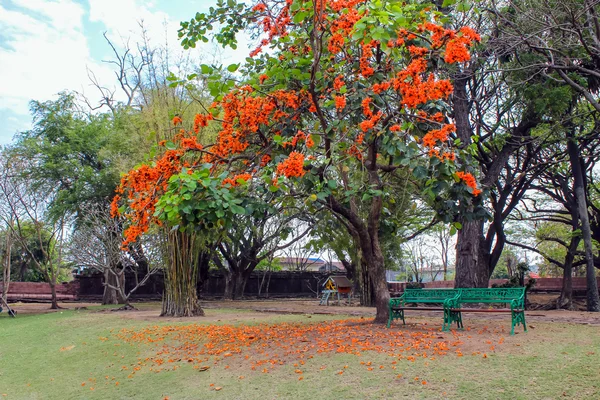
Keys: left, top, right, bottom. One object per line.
{"left": 6, "top": 297, "right": 600, "bottom": 326}
{"left": 119, "top": 309, "right": 276, "bottom": 324}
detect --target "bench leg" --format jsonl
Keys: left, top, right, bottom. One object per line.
{"left": 443, "top": 309, "right": 449, "bottom": 332}
{"left": 456, "top": 311, "right": 463, "bottom": 330}
{"left": 444, "top": 309, "right": 463, "bottom": 331}
{"left": 387, "top": 309, "right": 405, "bottom": 328}
{"left": 511, "top": 310, "right": 526, "bottom": 335}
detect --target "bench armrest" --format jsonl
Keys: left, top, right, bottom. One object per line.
{"left": 443, "top": 291, "right": 461, "bottom": 309}
{"left": 389, "top": 294, "right": 405, "bottom": 308}
{"left": 511, "top": 292, "right": 525, "bottom": 310}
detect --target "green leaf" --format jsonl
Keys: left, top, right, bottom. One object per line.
{"left": 165, "top": 141, "right": 177, "bottom": 150}
{"left": 413, "top": 166, "right": 427, "bottom": 179}
{"left": 293, "top": 11, "right": 309, "bottom": 24}
{"left": 201, "top": 64, "right": 213, "bottom": 74}
{"left": 230, "top": 204, "right": 246, "bottom": 214}
{"left": 227, "top": 63, "right": 239, "bottom": 72}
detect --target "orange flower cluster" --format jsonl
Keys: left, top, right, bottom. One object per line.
{"left": 222, "top": 173, "right": 252, "bottom": 187}
{"left": 327, "top": 3, "right": 364, "bottom": 53}
{"left": 372, "top": 81, "right": 391, "bottom": 94}
{"left": 333, "top": 75, "right": 345, "bottom": 91}
{"left": 193, "top": 113, "right": 212, "bottom": 133}
{"left": 113, "top": 114, "right": 218, "bottom": 246}
{"left": 360, "top": 41, "right": 375, "bottom": 77}
{"left": 359, "top": 97, "right": 382, "bottom": 132}
{"left": 291, "top": 130, "right": 308, "bottom": 147}
{"left": 276, "top": 151, "right": 306, "bottom": 178}
{"left": 422, "top": 124, "right": 456, "bottom": 148}
{"left": 456, "top": 171, "right": 482, "bottom": 196}
{"left": 207, "top": 88, "right": 302, "bottom": 161}
{"left": 391, "top": 59, "right": 454, "bottom": 109}
{"left": 334, "top": 95, "right": 346, "bottom": 111}
{"left": 347, "top": 144, "right": 363, "bottom": 160}
{"left": 250, "top": 1, "right": 291, "bottom": 57}
{"left": 112, "top": 148, "right": 184, "bottom": 246}
{"left": 445, "top": 27, "right": 481, "bottom": 63}
{"left": 179, "top": 137, "right": 203, "bottom": 151}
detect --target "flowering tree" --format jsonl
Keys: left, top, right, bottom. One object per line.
{"left": 114, "top": 0, "right": 482, "bottom": 321}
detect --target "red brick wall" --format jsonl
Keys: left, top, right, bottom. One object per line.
{"left": 389, "top": 278, "right": 600, "bottom": 292}
{"left": 0, "top": 281, "right": 79, "bottom": 301}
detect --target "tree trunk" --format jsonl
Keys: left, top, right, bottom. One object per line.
{"left": 224, "top": 268, "right": 250, "bottom": 300}
{"left": 567, "top": 134, "right": 600, "bottom": 311}
{"left": 365, "top": 246, "right": 390, "bottom": 323}
{"left": 102, "top": 270, "right": 119, "bottom": 305}
{"left": 233, "top": 271, "right": 250, "bottom": 300}
{"left": 455, "top": 219, "right": 489, "bottom": 288}
{"left": 558, "top": 234, "right": 580, "bottom": 309}
{"left": 49, "top": 281, "right": 59, "bottom": 309}
{"left": 2, "top": 225, "right": 11, "bottom": 303}
{"left": 558, "top": 263, "right": 573, "bottom": 310}
{"left": 223, "top": 270, "right": 234, "bottom": 300}
{"left": 357, "top": 256, "right": 374, "bottom": 306}
{"left": 161, "top": 230, "right": 204, "bottom": 317}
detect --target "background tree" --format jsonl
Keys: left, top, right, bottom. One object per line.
{"left": 489, "top": 0, "right": 600, "bottom": 311}
{"left": 0, "top": 157, "right": 68, "bottom": 309}
{"left": 213, "top": 187, "right": 314, "bottom": 300}
{"left": 67, "top": 206, "right": 161, "bottom": 309}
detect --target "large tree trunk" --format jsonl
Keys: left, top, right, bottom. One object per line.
{"left": 161, "top": 231, "right": 204, "bottom": 317}
{"left": 455, "top": 219, "right": 489, "bottom": 287}
{"left": 558, "top": 232, "right": 580, "bottom": 309}
{"left": 224, "top": 267, "right": 251, "bottom": 300}
{"left": 366, "top": 244, "right": 389, "bottom": 323}
{"left": 452, "top": 73, "right": 488, "bottom": 288}
{"left": 567, "top": 134, "right": 600, "bottom": 311}
{"left": 234, "top": 270, "right": 250, "bottom": 300}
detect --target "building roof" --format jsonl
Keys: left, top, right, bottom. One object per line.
{"left": 324, "top": 275, "right": 352, "bottom": 288}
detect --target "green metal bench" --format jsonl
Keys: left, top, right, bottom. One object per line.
{"left": 387, "top": 288, "right": 461, "bottom": 332}
{"left": 388, "top": 287, "right": 527, "bottom": 335}
{"left": 448, "top": 287, "right": 527, "bottom": 335}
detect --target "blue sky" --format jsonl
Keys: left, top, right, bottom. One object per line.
{"left": 0, "top": 0, "right": 250, "bottom": 144}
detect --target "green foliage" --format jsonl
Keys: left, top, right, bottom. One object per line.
{"left": 155, "top": 165, "right": 246, "bottom": 233}
{"left": 9, "top": 93, "right": 148, "bottom": 222}
{"left": 256, "top": 257, "right": 283, "bottom": 272}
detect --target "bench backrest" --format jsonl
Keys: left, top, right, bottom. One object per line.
{"left": 403, "top": 288, "right": 459, "bottom": 303}
{"left": 458, "top": 287, "right": 525, "bottom": 304}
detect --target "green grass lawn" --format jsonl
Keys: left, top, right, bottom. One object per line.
{"left": 1, "top": 304, "right": 599, "bottom": 400}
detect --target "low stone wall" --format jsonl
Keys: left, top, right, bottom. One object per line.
{"left": 0, "top": 281, "right": 80, "bottom": 301}
{"left": 388, "top": 277, "right": 600, "bottom": 293}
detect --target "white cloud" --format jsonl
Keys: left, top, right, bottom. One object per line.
{"left": 0, "top": 0, "right": 103, "bottom": 116}
{"left": 0, "top": 0, "right": 256, "bottom": 136}
{"left": 88, "top": 0, "right": 252, "bottom": 72}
